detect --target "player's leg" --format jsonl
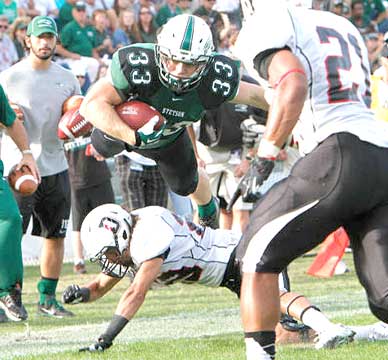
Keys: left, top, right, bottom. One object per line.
{"left": 345, "top": 204, "right": 388, "bottom": 324}
{"left": 135, "top": 130, "right": 219, "bottom": 228}
{"left": 237, "top": 134, "right": 367, "bottom": 359}
{"left": 0, "top": 178, "right": 27, "bottom": 321}
{"left": 33, "top": 171, "right": 74, "bottom": 318}
{"left": 279, "top": 291, "right": 354, "bottom": 348}
{"left": 70, "top": 187, "right": 88, "bottom": 274}
{"left": 143, "top": 164, "right": 169, "bottom": 207}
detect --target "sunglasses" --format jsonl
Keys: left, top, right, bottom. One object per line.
{"left": 0, "top": 25, "right": 9, "bottom": 30}
{"left": 140, "top": 11, "right": 151, "bottom": 14}
{"left": 76, "top": 75, "right": 85, "bottom": 78}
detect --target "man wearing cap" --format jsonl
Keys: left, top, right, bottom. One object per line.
{"left": 0, "top": 15, "right": 18, "bottom": 72}
{"left": 56, "top": 0, "right": 101, "bottom": 83}
{"left": 0, "top": 15, "right": 81, "bottom": 318}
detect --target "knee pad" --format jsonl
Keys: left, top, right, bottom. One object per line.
{"left": 368, "top": 297, "right": 388, "bottom": 323}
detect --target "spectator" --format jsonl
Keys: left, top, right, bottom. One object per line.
{"left": 193, "top": 0, "right": 224, "bottom": 50}
{"left": 365, "top": 31, "right": 385, "bottom": 71}
{"left": 92, "top": 9, "right": 115, "bottom": 58}
{"left": 58, "top": 0, "right": 77, "bottom": 30}
{"left": 0, "top": 15, "right": 79, "bottom": 318}
{"left": 331, "top": 0, "right": 345, "bottom": 15}
{"left": 18, "top": 0, "right": 59, "bottom": 18}
{"left": 0, "top": 0, "right": 18, "bottom": 24}
{"left": 132, "top": 0, "right": 156, "bottom": 20}
{"left": 362, "top": 0, "right": 387, "bottom": 28}
{"left": 350, "top": 0, "right": 378, "bottom": 36}
{"left": 64, "top": 138, "right": 114, "bottom": 274}
{"left": 113, "top": 0, "right": 133, "bottom": 17}
{"left": 0, "top": 84, "right": 39, "bottom": 322}
{"left": 177, "top": 0, "right": 193, "bottom": 14}
{"left": 137, "top": 5, "right": 158, "bottom": 42}
{"left": 213, "top": 0, "right": 240, "bottom": 29}
{"left": 112, "top": 9, "right": 141, "bottom": 49}
{"left": 10, "top": 17, "right": 30, "bottom": 61}
{"left": 56, "top": 0, "right": 101, "bottom": 83}
{"left": 0, "top": 15, "right": 18, "bottom": 72}
{"left": 155, "top": 0, "right": 182, "bottom": 27}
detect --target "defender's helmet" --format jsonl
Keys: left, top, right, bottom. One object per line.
{"left": 155, "top": 14, "right": 214, "bottom": 93}
{"left": 80, "top": 204, "right": 133, "bottom": 278}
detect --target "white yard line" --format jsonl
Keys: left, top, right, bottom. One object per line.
{"left": 1, "top": 308, "right": 242, "bottom": 358}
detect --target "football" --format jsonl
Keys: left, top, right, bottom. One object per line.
{"left": 58, "top": 107, "right": 93, "bottom": 140}
{"left": 114, "top": 100, "right": 164, "bottom": 131}
{"left": 8, "top": 164, "right": 38, "bottom": 196}
{"left": 62, "top": 95, "right": 84, "bottom": 114}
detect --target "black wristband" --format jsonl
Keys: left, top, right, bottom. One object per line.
{"left": 100, "top": 314, "right": 129, "bottom": 343}
{"left": 80, "top": 287, "right": 91, "bottom": 303}
{"left": 134, "top": 131, "right": 141, "bottom": 147}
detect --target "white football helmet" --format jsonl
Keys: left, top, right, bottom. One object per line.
{"left": 80, "top": 204, "right": 134, "bottom": 278}
{"left": 155, "top": 14, "right": 214, "bottom": 93}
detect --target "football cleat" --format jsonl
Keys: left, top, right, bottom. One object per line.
{"left": 198, "top": 197, "right": 220, "bottom": 229}
{"left": 314, "top": 324, "right": 355, "bottom": 349}
{"left": 73, "top": 262, "right": 87, "bottom": 275}
{"left": 37, "top": 295, "right": 74, "bottom": 318}
{"left": 0, "top": 288, "right": 28, "bottom": 321}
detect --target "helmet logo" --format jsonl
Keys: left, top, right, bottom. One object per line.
{"left": 99, "top": 217, "right": 120, "bottom": 234}
{"left": 181, "top": 16, "right": 194, "bottom": 51}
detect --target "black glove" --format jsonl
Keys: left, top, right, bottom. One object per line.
{"left": 62, "top": 284, "right": 90, "bottom": 304}
{"left": 79, "top": 336, "right": 112, "bottom": 352}
{"left": 240, "top": 118, "right": 266, "bottom": 149}
{"left": 227, "top": 157, "right": 274, "bottom": 211}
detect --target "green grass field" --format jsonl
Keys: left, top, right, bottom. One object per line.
{"left": 1, "top": 253, "right": 387, "bottom": 360}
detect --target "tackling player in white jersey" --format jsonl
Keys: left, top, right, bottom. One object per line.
{"left": 231, "top": 1, "right": 388, "bottom": 359}
{"left": 62, "top": 204, "right": 388, "bottom": 352}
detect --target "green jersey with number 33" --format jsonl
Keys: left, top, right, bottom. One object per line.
{"left": 109, "top": 43, "right": 240, "bottom": 149}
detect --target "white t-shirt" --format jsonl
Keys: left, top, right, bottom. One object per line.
{"left": 0, "top": 60, "right": 81, "bottom": 176}
{"left": 235, "top": 2, "right": 388, "bottom": 155}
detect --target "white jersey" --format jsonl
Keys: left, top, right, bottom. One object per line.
{"left": 235, "top": 2, "right": 388, "bottom": 154}
{"left": 130, "top": 206, "right": 240, "bottom": 287}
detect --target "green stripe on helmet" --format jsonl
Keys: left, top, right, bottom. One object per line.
{"left": 180, "top": 16, "right": 194, "bottom": 51}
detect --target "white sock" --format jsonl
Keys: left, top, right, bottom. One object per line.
{"left": 245, "top": 338, "right": 274, "bottom": 360}
{"left": 74, "top": 258, "right": 85, "bottom": 266}
{"left": 301, "top": 307, "right": 335, "bottom": 333}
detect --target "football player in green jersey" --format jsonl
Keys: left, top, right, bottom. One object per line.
{"left": 80, "top": 14, "right": 268, "bottom": 229}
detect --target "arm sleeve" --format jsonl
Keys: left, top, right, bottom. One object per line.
{"left": 0, "top": 85, "right": 16, "bottom": 127}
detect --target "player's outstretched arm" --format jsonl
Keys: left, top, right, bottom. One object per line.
{"left": 79, "top": 257, "right": 163, "bottom": 352}
{"left": 80, "top": 78, "right": 137, "bottom": 145}
{"left": 230, "top": 81, "right": 269, "bottom": 111}
{"left": 63, "top": 273, "right": 121, "bottom": 304}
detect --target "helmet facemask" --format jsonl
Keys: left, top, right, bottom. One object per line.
{"left": 155, "top": 14, "right": 214, "bottom": 94}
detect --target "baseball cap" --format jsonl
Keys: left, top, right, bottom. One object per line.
{"left": 74, "top": 1, "right": 86, "bottom": 10}
{"left": 27, "top": 16, "right": 58, "bottom": 37}
{"left": 333, "top": 0, "right": 343, "bottom": 6}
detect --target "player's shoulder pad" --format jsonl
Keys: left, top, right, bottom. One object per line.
{"left": 198, "top": 53, "right": 240, "bottom": 109}
{"left": 117, "top": 44, "right": 162, "bottom": 97}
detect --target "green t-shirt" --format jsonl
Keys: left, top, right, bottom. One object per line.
{"left": 58, "top": 2, "right": 74, "bottom": 30}
{"left": 0, "top": 84, "right": 16, "bottom": 174}
{"left": 0, "top": 0, "right": 17, "bottom": 23}
{"left": 155, "top": 5, "right": 182, "bottom": 27}
{"left": 60, "top": 20, "right": 97, "bottom": 57}
{"left": 362, "top": 0, "right": 386, "bottom": 21}
{"left": 110, "top": 43, "right": 240, "bottom": 149}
